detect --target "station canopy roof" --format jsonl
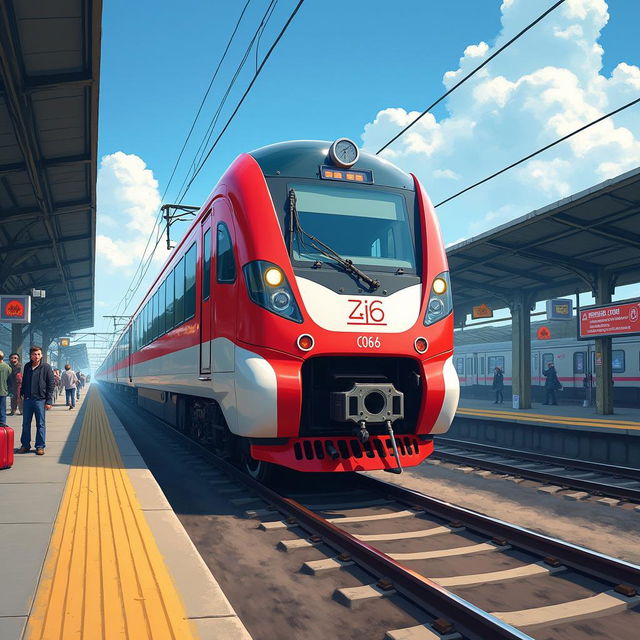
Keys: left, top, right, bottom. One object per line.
{"left": 0, "top": 0, "right": 101, "bottom": 334}
{"left": 447, "top": 166, "right": 640, "bottom": 322}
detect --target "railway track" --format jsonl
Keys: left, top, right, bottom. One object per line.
{"left": 138, "top": 421, "right": 640, "bottom": 638}
{"left": 432, "top": 437, "right": 640, "bottom": 503}
{"left": 103, "top": 390, "right": 640, "bottom": 639}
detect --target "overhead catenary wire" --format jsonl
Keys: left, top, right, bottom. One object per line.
{"left": 375, "top": 0, "right": 567, "bottom": 155}
{"left": 174, "top": 0, "right": 280, "bottom": 204}
{"left": 108, "top": 2, "right": 256, "bottom": 324}
{"left": 162, "top": 0, "right": 253, "bottom": 204}
{"left": 433, "top": 96, "right": 640, "bottom": 208}
{"left": 178, "top": 0, "right": 306, "bottom": 201}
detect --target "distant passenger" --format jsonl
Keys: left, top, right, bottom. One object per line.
{"left": 18, "top": 346, "right": 55, "bottom": 455}
{"left": 492, "top": 366, "right": 504, "bottom": 404}
{"left": 0, "top": 351, "right": 11, "bottom": 425}
{"left": 61, "top": 364, "right": 79, "bottom": 410}
{"left": 76, "top": 371, "right": 82, "bottom": 400}
{"left": 8, "top": 352, "right": 23, "bottom": 416}
{"left": 542, "top": 362, "right": 561, "bottom": 406}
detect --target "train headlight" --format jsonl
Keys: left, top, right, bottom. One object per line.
{"left": 424, "top": 271, "right": 453, "bottom": 326}
{"left": 432, "top": 277, "right": 447, "bottom": 295}
{"left": 243, "top": 260, "right": 303, "bottom": 323}
{"left": 271, "top": 290, "right": 291, "bottom": 311}
{"left": 264, "top": 267, "right": 284, "bottom": 287}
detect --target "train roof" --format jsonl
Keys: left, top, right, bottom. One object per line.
{"left": 249, "top": 140, "right": 414, "bottom": 190}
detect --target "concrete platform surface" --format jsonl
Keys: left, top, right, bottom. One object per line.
{"left": 0, "top": 386, "right": 251, "bottom": 639}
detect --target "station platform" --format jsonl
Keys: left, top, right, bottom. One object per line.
{"left": 0, "top": 386, "right": 251, "bottom": 640}
{"left": 456, "top": 398, "right": 640, "bottom": 436}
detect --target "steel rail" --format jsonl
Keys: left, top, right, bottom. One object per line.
{"left": 207, "top": 468, "right": 531, "bottom": 640}
{"left": 430, "top": 448, "right": 640, "bottom": 502}
{"left": 357, "top": 474, "right": 640, "bottom": 588}
{"left": 436, "top": 437, "right": 640, "bottom": 481}
{"left": 104, "top": 391, "right": 531, "bottom": 640}
{"left": 103, "top": 389, "right": 640, "bottom": 638}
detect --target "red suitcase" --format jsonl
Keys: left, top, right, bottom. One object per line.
{"left": 0, "top": 425, "right": 14, "bottom": 470}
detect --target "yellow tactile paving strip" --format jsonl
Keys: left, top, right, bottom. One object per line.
{"left": 457, "top": 407, "right": 640, "bottom": 431}
{"left": 26, "top": 389, "right": 198, "bottom": 640}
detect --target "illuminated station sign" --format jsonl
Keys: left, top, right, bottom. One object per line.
{"left": 579, "top": 299, "right": 640, "bottom": 339}
{"left": 0, "top": 294, "right": 31, "bottom": 324}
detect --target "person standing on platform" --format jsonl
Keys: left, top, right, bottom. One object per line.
{"left": 543, "top": 362, "right": 561, "bottom": 405}
{"left": 492, "top": 366, "right": 504, "bottom": 404}
{"left": 61, "top": 364, "right": 78, "bottom": 410}
{"left": 76, "top": 371, "right": 82, "bottom": 400}
{"left": 18, "top": 346, "right": 54, "bottom": 455}
{"left": 8, "top": 353, "right": 23, "bottom": 416}
{"left": 0, "top": 351, "right": 11, "bottom": 425}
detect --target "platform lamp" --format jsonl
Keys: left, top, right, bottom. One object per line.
{"left": 58, "top": 336, "right": 71, "bottom": 370}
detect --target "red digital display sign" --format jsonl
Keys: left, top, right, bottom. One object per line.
{"left": 0, "top": 294, "right": 31, "bottom": 323}
{"left": 579, "top": 299, "right": 640, "bottom": 339}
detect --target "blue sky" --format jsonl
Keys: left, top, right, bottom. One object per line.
{"left": 86, "top": 0, "right": 640, "bottom": 369}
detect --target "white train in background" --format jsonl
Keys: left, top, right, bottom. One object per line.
{"left": 454, "top": 335, "right": 640, "bottom": 406}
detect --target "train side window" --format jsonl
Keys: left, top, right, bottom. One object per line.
{"left": 153, "top": 291, "right": 159, "bottom": 341}
{"left": 217, "top": 223, "right": 236, "bottom": 283}
{"left": 174, "top": 257, "right": 185, "bottom": 325}
{"left": 202, "top": 229, "right": 211, "bottom": 300}
{"left": 612, "top": 350, "right": 625, "bottom": 373}
{"left": 480, "top": 358, "right": 485, "bottom": 375}
{"left": 573, "top": 352, "right": 586, "bottom": 374}
{"left": 184, "top": 243, "right": 197, "bottom": 321}
{"left": 542, "top": 353, "right": 554, "bottom": 370}
{"left": 455, "top": 358, "right": 464, "bottom": 374}
{"left": 158, "top": 280, "right": 166, "bottom": 336}
{"left": 146, "top": 301, "right": 152, "bottom": 345}
{"left": 466, "top": 358, "right": 473, "bottom": 377}
{"left": 532, "top": 352, "right": 539, "bottom": 375}
{"left": 166, "top": 268, "right": 174, "bottom": 329}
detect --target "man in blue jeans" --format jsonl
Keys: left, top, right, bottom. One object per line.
{"left": 18, "top": 346, "right": 55, "bottom": 455}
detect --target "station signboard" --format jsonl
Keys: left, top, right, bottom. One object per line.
{"left": 578, "top": 299, "right": 640, "bottom": 339}
{"left": 546, "top": 298, "right": 572, "bottom": 321}
{"left": 472, "top": 304, "right": 493, "bottom": 319}
{"left": 0, "top": 294, "right": 31, "bottom": 324}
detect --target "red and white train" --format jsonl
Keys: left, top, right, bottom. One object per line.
{"left": 97, "top": 139, "right": 459, "bottom": 478}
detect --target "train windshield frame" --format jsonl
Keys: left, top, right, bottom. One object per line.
{"left": 265, "top": 176, "right": 421, "bottom": 278}
{"left": 289, "top": 182, "right": 417, "bottom": 271}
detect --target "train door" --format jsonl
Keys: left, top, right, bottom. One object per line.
{"left": 212, "top": 198, "right": 238, "bottom": 373}
{"left": 471, "top": 353, "right": 479, "bottom": 385}
{"left": 199, "top": 213, "right": 213, "bottom": 375}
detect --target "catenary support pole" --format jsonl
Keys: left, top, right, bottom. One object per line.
{"left": 594, "top": 269, "right": 614, "bottom": 415}
{"left": 510, "top": 292, "right": 532, "bottom": 409}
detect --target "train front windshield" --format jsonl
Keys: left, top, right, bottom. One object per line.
{"left": 290, "top": 183, "right": 417, "bottom": 272}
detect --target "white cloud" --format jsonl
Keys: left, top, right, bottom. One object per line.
{"left": 96, "top": 152, "right": 164, "bottom": 271}
{"left": 360, "top": 0, "right": 639, "bottom": 244}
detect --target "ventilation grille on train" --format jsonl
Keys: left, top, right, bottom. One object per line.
{"left": 292, "top": 436, "right": 422, "bottom": 461}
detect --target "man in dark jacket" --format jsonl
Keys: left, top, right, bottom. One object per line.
{"left": 8, "top": 352, "right": 23, "bottom": 416}
{"left": 18, "top": 345, "right": 55, "bottom": 455}
{"left": 492, "top": 366, "right": 504, "bottom": 404}
{"left": 542, "top": 362, "right": 561, "bottom": 406}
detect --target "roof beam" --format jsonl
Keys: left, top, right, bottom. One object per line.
{"left": 0, "top": 154, "right": 91, "bottom": 177}
{"left": 0, "top": 199, "right": 92, "bottom": 223}
{"left": 24, "top": 71, "right": 93, "bottom": 93}
{"left": 553, "top": 213, "right": 640, "bottom": 250}
{"left": 1, "top": 232, "right": 92, "bottom": 253}
{"left": 1, "top": 257, "right": 88, "bottom": 279}
{"left": 0, "top": 1, "right": 80, "bottom": 322}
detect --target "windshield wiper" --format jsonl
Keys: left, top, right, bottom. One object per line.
{"left": 288, "top": 189, "right": 380, "bottom": 291}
